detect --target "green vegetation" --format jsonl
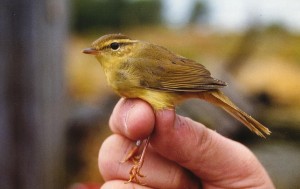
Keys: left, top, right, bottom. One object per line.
{"left": 72, "top": 0, "right": 162, "bottom": 32}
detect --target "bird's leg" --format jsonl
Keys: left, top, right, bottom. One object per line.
{"left": 126, "top": 136, "right": 151, "bottom": 184}
{"left": 121, "top": 140, "right": 142, "bottom": 163}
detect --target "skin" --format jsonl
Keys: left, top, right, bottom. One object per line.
{"left": 98, "top": 98, "right": 275, "bottom": 189}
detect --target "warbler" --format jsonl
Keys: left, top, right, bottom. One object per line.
{"left": 83, "top": 33, "right": 270, "bottom": 183}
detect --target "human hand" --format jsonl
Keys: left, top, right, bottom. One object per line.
{"left": 98, "top": 98, "right": 275, "bottom": 189}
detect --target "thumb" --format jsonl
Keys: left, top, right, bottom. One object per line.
{"left": 151, "top": 109, "right": 273, "bottom": 187}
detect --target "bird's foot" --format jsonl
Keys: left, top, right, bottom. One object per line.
{"left": 121, "top": 140, "right": 142, "bottom": 163}
{"left": 125, "top": 163, "right": 146, "bottom": 185}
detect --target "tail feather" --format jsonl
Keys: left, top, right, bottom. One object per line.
{"left": 199, "top": 90, "right": 271, "bottom": 138}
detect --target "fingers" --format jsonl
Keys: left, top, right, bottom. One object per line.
{"left": 152, "top": 110, "right": 267, "bottom": 185}
{"left": 101, "top": 180, "right": 152, "bottom": 189}
{"left": 109, "top": 98, "right": 155, "bottom": 140}
{"left": 152, "top": 106, "right": 273, "bottom": 187}
{"left": 106, "top": 98, "right": 274, "bottom": 188}
{"left": 99, "top": 134, "right": 201, "bottom": 189}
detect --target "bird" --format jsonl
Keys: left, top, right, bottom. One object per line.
{"left": 82, "top": 33, "right": 271, "bottom": 184}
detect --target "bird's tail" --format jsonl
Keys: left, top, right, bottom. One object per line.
{"left": 199, "top": 90, "right": 271, "bottom": 138}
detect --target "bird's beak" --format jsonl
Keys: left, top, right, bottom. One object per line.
{"left": 82, "top": 47, "right": 99, "bottom": 55}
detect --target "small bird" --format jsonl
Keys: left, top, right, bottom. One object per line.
{"left": 83, "top": 33, "right": 271, "bottom": 184}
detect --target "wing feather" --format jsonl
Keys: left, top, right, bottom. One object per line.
{"left": 130, "top": 43, "right": 226, "bottom": 92}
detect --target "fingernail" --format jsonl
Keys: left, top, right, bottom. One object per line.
{"left": 124, "top": 103, "right": 135, "bottom": 132}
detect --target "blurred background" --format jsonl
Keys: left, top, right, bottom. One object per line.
{"left": 1, "top": 0, "right": 300, "bottom": 188}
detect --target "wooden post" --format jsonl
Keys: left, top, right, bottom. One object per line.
{"left": 0, "top": 0, "right": 68, "bottom": 188}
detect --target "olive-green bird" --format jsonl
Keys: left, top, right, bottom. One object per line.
{"left": 83, "top": 33, "right": 271, "bottom": 183}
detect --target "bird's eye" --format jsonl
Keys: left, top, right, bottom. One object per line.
{"left": 110, "top": 42, "right": 120, "bottom": 50}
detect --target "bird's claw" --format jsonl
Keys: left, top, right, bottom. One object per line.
{"left": 125, "top": 163, "right": 146, "bottom": 185}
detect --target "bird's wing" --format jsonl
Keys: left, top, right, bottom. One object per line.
{"left": 130, "top": 45, "right": 226, "bottom": 92}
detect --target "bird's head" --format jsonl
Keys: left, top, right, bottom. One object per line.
{"left": 83, "top": 33, "right": 138, "bottom": 67}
